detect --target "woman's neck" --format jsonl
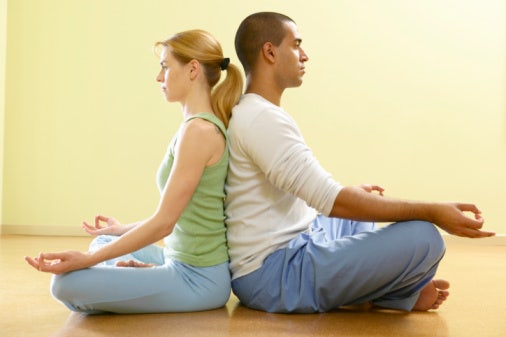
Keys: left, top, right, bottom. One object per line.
{"left": 181, "top": 90, "right": 213, "bottom": 118}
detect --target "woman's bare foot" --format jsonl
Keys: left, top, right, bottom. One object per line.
{"left": 412, "top": 279, "right": 450, "bottom": 311}
{"left": 115, "top": 260, "right": 156, "bottom": 268}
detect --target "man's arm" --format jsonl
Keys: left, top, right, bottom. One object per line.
{"left": 330, "top": 185, "right": 495, "bottom": 238}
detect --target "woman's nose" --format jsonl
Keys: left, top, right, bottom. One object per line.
{"left": 156, "top": 70, "right": 163, "bottom": 82}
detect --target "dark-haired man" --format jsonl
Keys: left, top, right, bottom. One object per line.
{"left": 225, "top": 12, "right": 494, "bottom": 313}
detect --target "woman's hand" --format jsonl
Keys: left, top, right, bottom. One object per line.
{"left": 24, "top": 251, "right": 94, "bottom": 274}
{"left": 82, "top": 215, "right": 124, "bottom": 236}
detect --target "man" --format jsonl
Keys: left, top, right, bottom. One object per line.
{"left": 225, "top": 12, "right": 494, "bottom": 313}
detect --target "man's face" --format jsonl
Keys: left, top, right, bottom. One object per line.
{"left": 275, "top": 21, "right": 309, "bottom": 89}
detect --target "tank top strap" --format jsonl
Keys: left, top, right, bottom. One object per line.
{"left": 184, "top": 113, "right": 227, "bottom": 138}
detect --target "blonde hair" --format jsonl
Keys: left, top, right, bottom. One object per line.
{"left": 155, "top": 30, "right": 243, "bottom": 128}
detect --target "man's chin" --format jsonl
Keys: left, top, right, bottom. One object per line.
{"left": 288, "top": 80, "right": 304, "bottom": 88}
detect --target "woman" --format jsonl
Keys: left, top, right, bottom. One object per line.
{"left": 25, "top": 29, "right": 243, "bottom": 314}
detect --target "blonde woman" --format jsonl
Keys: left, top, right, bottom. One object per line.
{"left": 25, "top": 29, "right": 243, "bottom": 314}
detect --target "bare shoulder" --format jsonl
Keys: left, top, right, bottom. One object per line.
{"left": 179, "top": 117, "right": 225, "bottom": 165}
{"left": 183, "top": 117, "right": 223, "bottom": 139}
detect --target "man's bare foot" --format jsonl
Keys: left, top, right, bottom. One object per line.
{"left": 412, "top": 279, "right": 450, "bottom": 311}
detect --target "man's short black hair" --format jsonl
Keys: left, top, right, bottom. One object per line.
{"left": 235, "top": 12, "right": 295, "bottom": 74}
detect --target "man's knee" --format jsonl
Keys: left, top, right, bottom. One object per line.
{"left": 410, "top": 220, "right": 446, "bottom": 258}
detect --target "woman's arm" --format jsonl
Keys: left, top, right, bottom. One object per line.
{"left": 26, "top": 118, "right": 225, "bottom": 274}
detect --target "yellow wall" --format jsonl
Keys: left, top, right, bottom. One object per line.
{"left": 2, "top": 0, "right": 505, "bottom": 235}
{"left": 0, "top": 0, "right": 6, "bottom": 233}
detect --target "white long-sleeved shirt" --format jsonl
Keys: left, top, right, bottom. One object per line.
{"left": 225, "top": 94, "right": 343, "bottom": 279}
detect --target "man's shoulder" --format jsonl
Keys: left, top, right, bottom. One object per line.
{"left": 231, "top": 94, "right": 283, "bottom": 128}
{"left": 234, "top": 94, "right": 275, "bottom": 113}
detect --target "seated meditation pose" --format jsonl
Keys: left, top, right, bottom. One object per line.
{"left": 224, "top": 12, "right": 495, "bottom": 313}
{"left": 25, "top": 29, "right": 243, "bottom": 314}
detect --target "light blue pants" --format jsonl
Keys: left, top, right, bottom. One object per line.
{"left": 50, "top": 236, "right": 231, "bottom": 314}
{"left": 232, "top": 217, "right": 445, "bottom": 313}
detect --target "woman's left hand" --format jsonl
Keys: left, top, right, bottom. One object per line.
{"left": 24, "top": 251, "right": 93, "bottom": 275}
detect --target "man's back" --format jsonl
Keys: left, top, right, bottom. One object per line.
{"left": 225, "top": 93, "right": 341, "bottom": 280}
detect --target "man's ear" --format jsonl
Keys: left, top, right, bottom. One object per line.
{"left": 261, "top": 42, "right": 276, "bottom": 64}
{"left": 188, "top": 59, "right": 200, "bottom": 80}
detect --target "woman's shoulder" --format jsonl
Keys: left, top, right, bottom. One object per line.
{"left": 184, "top": 115, "right": 222, "bottom": 136}
{"left": 179, "top": 115, "right": 225, "bottom": 150}
{"left": 178, "top": 115, "right": 226, "bottom": 166}
{"left": 186, "top": 113, "right": 225, "bottom": 133}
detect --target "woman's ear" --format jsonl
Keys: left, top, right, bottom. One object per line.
{"left": 261, "top": 42, "right": 276, "bottom": 64}
{"left": 188, "top": 59, "right": 200, "bottom": 80}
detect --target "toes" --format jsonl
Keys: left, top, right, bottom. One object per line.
{"left": 433, "top": 279, "right": 450, "bottom": 290}
{"left": 438, "top": 290, "right": 449, "bottom": 300}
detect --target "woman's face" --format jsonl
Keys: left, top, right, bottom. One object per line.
{"left": 156, "top": 47, "right": 190, "bottom": 103}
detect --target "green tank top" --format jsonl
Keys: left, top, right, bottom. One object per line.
{"left": 156, "top": 112, "right": 229, "bottom": 267}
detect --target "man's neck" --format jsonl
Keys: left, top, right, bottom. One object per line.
{"left": 245, "top": 75, "right": 283, "bottom": 107}
{"left": 245, "top": 87, "right": 282, "bottom": 107}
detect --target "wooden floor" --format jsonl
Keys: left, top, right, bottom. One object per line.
{"left": 1, "top": 234, "right": 505, "bottom": 337}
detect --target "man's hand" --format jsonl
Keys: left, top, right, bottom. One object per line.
{"left": 431, "top": 202, "right": 495, "bottom": 238}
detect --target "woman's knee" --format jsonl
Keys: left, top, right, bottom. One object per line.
{"left": 89, "top": 235, "right": 116, "bottom": 251}
{"left": 50, "top": 272, "right": 85, "bottom": 304}
{"left": 50, "top": 274, "right": 71, "bottom": 302}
